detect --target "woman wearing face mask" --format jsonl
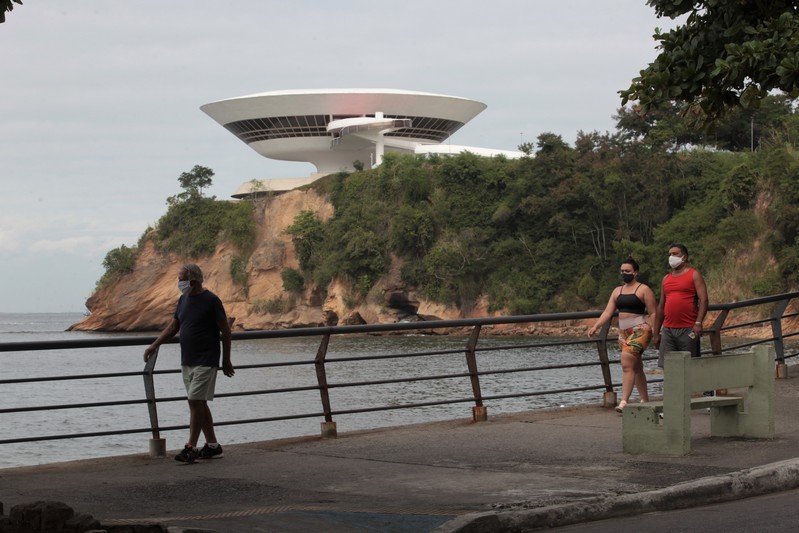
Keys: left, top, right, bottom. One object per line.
{"left": 588, "top": 256, "right": 657, "bottom": 413}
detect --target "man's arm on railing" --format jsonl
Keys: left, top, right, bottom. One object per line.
{"left": 143, "top": 318, "right": 180, "bottom": 363}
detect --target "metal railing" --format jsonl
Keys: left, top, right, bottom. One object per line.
{"left": 1, "top": 291, "right": 797, "bottom": 451}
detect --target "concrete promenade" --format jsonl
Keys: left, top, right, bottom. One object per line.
{"left": 2, "top": 374, "right": 799, "bottom": 532}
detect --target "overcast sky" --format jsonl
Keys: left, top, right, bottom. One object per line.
{"left": 0, "top": 1, "right": 678, "bottom": 313}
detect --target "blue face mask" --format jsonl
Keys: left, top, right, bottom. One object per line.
{"left": 178, "top": 280, "right": 192, "bottom": 295}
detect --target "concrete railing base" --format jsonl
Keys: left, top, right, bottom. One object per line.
{"left": 149, "top": 438, "right": 166, "bottom": 458}
{"left": 321, "top": 421, "right": 337, "bottom": 438}
{"left": 603, "top": 391, "right": 617, "bottom": 408}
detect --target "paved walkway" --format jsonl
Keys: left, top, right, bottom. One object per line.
{"left": 2, "top": 375, "right": 799, "bottom": 532}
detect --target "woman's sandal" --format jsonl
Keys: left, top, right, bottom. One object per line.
{"left": 615, "top": 400, "right": 627, "bottom": 413}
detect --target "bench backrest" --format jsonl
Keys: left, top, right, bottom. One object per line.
{"left": 664, "top": 348, "right": 768, "bottom": 395}
{"left": 663, "top": 344, "right": 774, "bottom": 446}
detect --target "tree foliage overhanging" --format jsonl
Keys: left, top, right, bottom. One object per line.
{"left": 0, "top": 0, "right": 22, "bottom": 23}
{"left": 622, "top": 0, "right": 799, "bottom": 123}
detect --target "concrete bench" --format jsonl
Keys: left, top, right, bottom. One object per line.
{"left": 623, "top": 345, "right": 774, "bottom": 455}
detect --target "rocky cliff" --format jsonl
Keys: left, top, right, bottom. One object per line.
{"left": 72, "top": 189, "right": 482, "bottom": 332}
{"left": 71, "top": 188, "right": 793, "bottom": 338}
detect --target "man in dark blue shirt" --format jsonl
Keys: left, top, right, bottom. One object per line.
{"left": 144, "top": 264, "right": 234, "bottom": 462}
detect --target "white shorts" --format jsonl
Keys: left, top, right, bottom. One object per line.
{"left": 182, "top": 365, "right": 218, "bottom": 401}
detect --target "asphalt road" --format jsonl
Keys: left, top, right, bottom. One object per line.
{"left": 4, "top": 374, "right": 799, "bottom": 532}
{"left": 551, "top": 487, "right": 799, "bottom": 533}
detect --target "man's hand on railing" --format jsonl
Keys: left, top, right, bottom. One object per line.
{"left": 143, "top": 345, "right": 158, "bottom": 363}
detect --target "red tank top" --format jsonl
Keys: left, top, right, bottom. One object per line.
{"left": 663, "top": 267, "right": 698, "bottom": 328}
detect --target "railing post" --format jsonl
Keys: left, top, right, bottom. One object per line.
{"left": 142, "top": 347, "right": 166, "bottom": 457}
{"left": 465, "top": 325, "right": 487, "bottom": 421}
{"left": 595, "top": 321, "right": 615, "bottom": 408}
{"left": 771, "top": 299, "right": 790, "bottom": 378}
{"left": 707, "top": 309, "right": 729, "bottom": 355}
{"left": 315, "top": 334, "right": 337, "bottom": 437}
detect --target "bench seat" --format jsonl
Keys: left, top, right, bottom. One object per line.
{"left": 634, "top": 395, "right": 744, "bottom": 412}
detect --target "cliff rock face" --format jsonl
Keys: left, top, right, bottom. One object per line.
{"left": 72, "top": 187, "right": 794, "bottom": 337}
{"left": 72, "top": 189, "right": 476, "bottom": 332}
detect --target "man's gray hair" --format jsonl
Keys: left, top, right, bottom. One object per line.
{"left": 182, "top": 263, "right": 204, "bottom": 283}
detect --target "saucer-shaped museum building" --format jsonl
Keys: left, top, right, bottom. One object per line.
{"left": 201, "top": 89, "right": 521, "bottom": 196}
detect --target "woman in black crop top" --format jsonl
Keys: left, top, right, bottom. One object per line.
{"left": 587, "top": 256, "right": 657, "bottom": 413}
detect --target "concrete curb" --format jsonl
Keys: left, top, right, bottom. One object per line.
{"left": 434, "top": 458, "right": 799, "bottom": 532}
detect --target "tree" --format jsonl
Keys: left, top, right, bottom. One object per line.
{"left": 178, "top": 165, "right": 214, "bottom": 196}
{"left": 168, "top": 165, "right": 214, "bottom": 205}
{"left": 614, "top": 102, "right": 707, "bottom": 148}
{"left": 0, "top": 0, "right": 22, "bottom": 23}
{"left": 621, "top": 1, "right": 799, "bottom": 123}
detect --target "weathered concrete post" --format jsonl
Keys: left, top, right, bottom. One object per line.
{"left": 320, "top": 421, "right": 337, "bottom": 438}
{"left": 149, "top": 438, "right": 166, "bottom": 458}
{"left": 603, "top": 390, "right": 618, "bottom": 408}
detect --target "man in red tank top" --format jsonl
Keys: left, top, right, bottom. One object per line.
{"left": 652, "top": 243, "right": 709, "bottom": 369}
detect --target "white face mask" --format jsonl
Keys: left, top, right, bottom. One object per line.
{"left": 178, "top": 280, "right": 192, "bottom": 295}
{"left": 668, "top": 255, "right": 684, "bottom": 269}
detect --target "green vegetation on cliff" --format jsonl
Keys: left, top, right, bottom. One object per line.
{"left": 98, "top": 165, "right": 258, "bottom": 290}
{"left": 98, "top": 99, "right": 799, "bottom": 315}
{"left": 290, "top": 96, "right": 799, "bottom": 313}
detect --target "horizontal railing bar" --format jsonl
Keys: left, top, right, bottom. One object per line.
{"left": 0, "top": 398, "right": 148, "bottom": 414}
{"left": 473, "top": 360, "right": 602, "bottom": 376}
{"left": 0, "top": 371, "right": 145, "bottom": 385}
{"left": 0, "top": 426, "right": 163, "bottom": 445}
{"left": 475, "top": 338, "right": 600, "bottom": 353}
{"left": 226, "top": 348, "right": 472, "bottom": 369}
{"left": 707, "top": 291, "right": 799, "bottom": 311}
{"left": 0, "top": 311, "right": 606, "bottom": 353}
{"left": 327, "top": 382, "right": 616, "bottom": 417}
{"left": 330, "top": 397, "right": 478, "bottom": 416}
{"left": 230, "top": 311, "right": 603, "bottom": 339}
{"left": 482, "top": 383, "right": 609, "bottom": 401}
{"left": 324, "top": 341, "right": 604, "bottom": 363}
{"left": 719, "top": 318, "right": 773, "bottom": 330}
{"left": 326, "top": 372, "right": 470, "bottom": 389}
{"left": 0, "top": 336, "right": 168, "bottom": 353}
{"left": 324, "top": 348, "right": 466, "bottom": 364}
{"left": 213, "top": 385, "right": 321, "bottom": 398}
{"left": 213, "top": 411, "right": 329, "bottom": 426}
{"left": 232, "top": 360, "right": 318, "bottom": 370}
{"left": 702, "top": 337, "right": 776, "bottom": 355}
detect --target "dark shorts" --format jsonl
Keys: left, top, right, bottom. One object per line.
{"left": 658, "top": 327, "right": 700, "bottom": 368}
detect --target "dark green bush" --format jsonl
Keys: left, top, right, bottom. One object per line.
{"left": 281, "top": 268, "right": 305, "bottom": 293}
{"left": 154, "top": 197, "right": 256, "bottom": 258}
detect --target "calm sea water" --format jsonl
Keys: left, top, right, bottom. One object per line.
{"left": 0, "top": 312, "right": 645, "bottom": 469}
